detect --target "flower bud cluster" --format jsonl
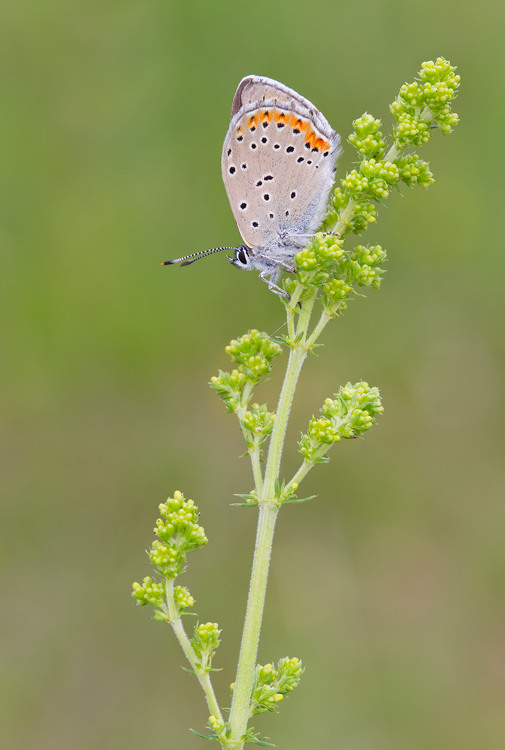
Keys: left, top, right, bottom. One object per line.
{"left": 325, "top": 158, "right": 400, "bottom": 236}
{"left": 248, "top": 657, "right": 304, "bottom": 716}
{"left": 174, "top": 584, "right": 195, "bottom": 611}
{"left": 209, "top": 369, "right": 247, "bottom": 413}
{"left": 299, "top": 382, "right": 383, "bottom": 463}
{"left": 285, "top": 232, "right": 386, "bottom": 314}
{"left": 348, "top": 114, "right": 386, "bottom": 158}
{"left": 321, "top": 57, "right": 459, "bottom": 245}
{"left": 393, "top": 112, "right": 430, "bottom": 147}
{"left": 342, "top": 158, "right": 400, "bottom": 201}
{"left": 225, "top": 329, "right": 282, "bottom": 382}
{"left": 345, "top": 244, "right": 387, "bottom": 290}
{"left": 322, "top": 187, "right": 378, "bottom": 237}
{"left": 138, "top": 578, "right": 195, "bottom": 622}
{"left": 131, "top": 492, "right": 205, "bottom": 620}
{"left": 395, "top": 154, "right": 434, "bottom": 188}
{"left": 191, "top": 621, "right": 221, "bottom": 672}
{"left": 132, "top": 575, "right": 166, "bottom": 607}
{"left": 149, "top": 490, "right": 208, "bottom": 579}
{"left": 242, "top": 403, "right": 276, "bottom": 450}
{"left": 210, "top": 330, "right": 282, "bottom": 413}
{"left": 391, "top": 57, "right": 460, "bottom": 147}
{"left": 293, "top": 233, "right": 345, "bottom": 289}
{"left": 207, "top": 715, "right": 228, "bottom": 742}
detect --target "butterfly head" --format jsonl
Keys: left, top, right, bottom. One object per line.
{"left": 227, "top": 244, "right": 252, "bottom": 270}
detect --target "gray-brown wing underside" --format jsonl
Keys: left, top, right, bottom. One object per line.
{"left": 222, "top": 76, "right": 341, "bottom": 253}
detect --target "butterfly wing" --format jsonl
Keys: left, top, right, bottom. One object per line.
{"left": 222, "top": 76, "right": 341, "bottom": 254}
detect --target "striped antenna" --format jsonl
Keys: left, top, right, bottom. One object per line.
{"left": 162, "top": 246, "right": 238, "bottom": 267}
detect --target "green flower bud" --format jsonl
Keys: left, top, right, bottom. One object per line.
{"left": 348, "top": 244, "right": 387, "bottom": 289}
{"left": 135, "top": 491, "right": 208, "bottom": 580}
{"left": 208, "top": 715, "right": 224, "bottom": 732}
{"left": 131, "top": 576, "right": 165, "bottom": 607}
{"left": 317, "top": 242, "right": 386, "bottom": 315}
{"left": 191, "top": 622, "right": 221, "bottom": 672}
{"left": 149, "top": 539, "right": 180, "bottom": 577}
{"left": 350, "top": 198, "right": 378, "bottom": 232}
{"left": 299, "top": 382, "right": 383, "bottom": 463}
{"left": 309, "top": 417, "right": 340, "bottom": 445}
{"left": 341, "top": 158, "right": 399, "bottom": 201}
{"left": 295, "top": 248, "right": 319, "bottom": 271}
{"left": 210, "top": 368, "right": 248, "bottom": 413}
{"left": 341, "top": 169, "right": 369, "bottom": 195}
{"left": 205, "top": 715, "right": 230, "bottom": 744}
{"left": 349, "top": 114, "right": 386, "bottom": 158}
{"left": 293, "top": 233, "right": 345, "bottom": 290}
{"left": 391, "top": 57, "right": 460, "bottom": 147}
{"left": 321, "top": 278, "right": 353, "bottom": 308}
{"left": 250, "top": 657, "right": 304, "bottom": 715}
{"left": 419, "top": 58, "right": 460, "bottom": 107}
{"left": 393, "top": 111, "right": 431, "bottom": 148}
{"left": 323, "top": 57, "right": 458, "bottom": 247}
{"left": 395, "top": 154, "right": 434, "bottom": 188}
{"left": 212, "top": 332, "right": 282, "bottom": 414}
{"left": 242, "top": 403, "right": 276, "bottom": 449}
{"left": 174, "top": 585, "right": 195, "bottom": 612}
{"left": 225, "top": 330, "right": 282, "bottom": 383}
{"left": 156, "top": 492, "right": 207, "bottom": 551}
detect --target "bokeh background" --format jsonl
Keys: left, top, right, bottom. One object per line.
{"left": 1, "top": 1, "right": 504, "bottom": 748}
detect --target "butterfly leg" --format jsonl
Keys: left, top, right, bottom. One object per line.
{"left": 274, "top": 260, "right": 296, "bottom": 273}
{"left": 291, "top": 231, "right": 341, "bottom": 240}
{"left": 259, "top": 270, "right": 290, "bottom": 298}
{"left": 259, "top": 254, "right": 296, "bottom": 275}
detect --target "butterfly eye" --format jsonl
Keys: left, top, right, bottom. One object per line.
{"left": 236, "top": 246, "right": 248, "bottom": 265}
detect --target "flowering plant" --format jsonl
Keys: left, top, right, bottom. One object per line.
{"left": 132, "top": 58, "right": 460, "bottom": 749}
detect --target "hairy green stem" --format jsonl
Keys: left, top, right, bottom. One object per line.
{"left": 288, "top": 459, "right": 313, "bottom": 490}
{"left": 288, "top": 441, "right": 330, "bottom": 489}
{"left": 249, "top": 446, "right": 264, "bottom": 497}
{"left": 286, "top": 286, "right": 303, "bottom": 341}
{"left": 305, "top": 308, "right": 332, "bottom": 350}
{"left": 228, "top": 292, "right": 316, "bottom": 747}
{"left": 263, "top": 345, "right": 307, "bottom": 498}
{"left": 165, "top": 579, "right": 223, "bottom": 724}
{"left": 227, "top": 502, "right": 279, "bottom": 747}
{"left": 236, "top": 383, "right": 264, "bottom": 495}
{"left": 333, "top": 197, "right": 357, "bottom": 235}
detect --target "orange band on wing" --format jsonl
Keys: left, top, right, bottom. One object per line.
{"left": 304, "top": 127, "right": 330, "bottom": 151}
{"left": 274, "top": 110, "right": 290, "bottom": 124}
{"left": 243, "top": 108, "right": 330, "bottom": 150}
{"left": 290, "top": 115, "right": 308, "bottom": 132}
{"left": 247, "top": 113, "right": 259, "bottom": 129}
{"left": 304, "top": 128, "right": 316, "bottom": 147}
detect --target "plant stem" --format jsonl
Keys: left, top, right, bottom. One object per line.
{"left": 236, "top": 383, "right": 264, "bottom": 495}
{"left": 264, "top": 293, "right": 316, "bottom": 492}
{"left": 287, "top": 442, "right": 330, "bottom": 490}
{"left": 305, "top": 308, "right": 331, "bottom": 350}
{"left": 165, "top": 579, "right": 223, "bottom": 724}
{"left": 286, "top": 286, "right": 303, "bottom": 341}
{"left": 227, "top": 501, "right": 279, "bottom": 748}
{"left": 228, "top": 292, "right": 316, "bottom": 748}
{"left": 287, "top": 459, "right": 313, "bottom": 489}
{"left": 333, "top": 196, "right": 357, "bottom": 235}
{"left": 249, "top": 447, "right": 263, "bottom": 497}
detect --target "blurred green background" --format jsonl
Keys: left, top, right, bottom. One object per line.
{"left": 1, "top": 0, "right": 504, "bottom": 748}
